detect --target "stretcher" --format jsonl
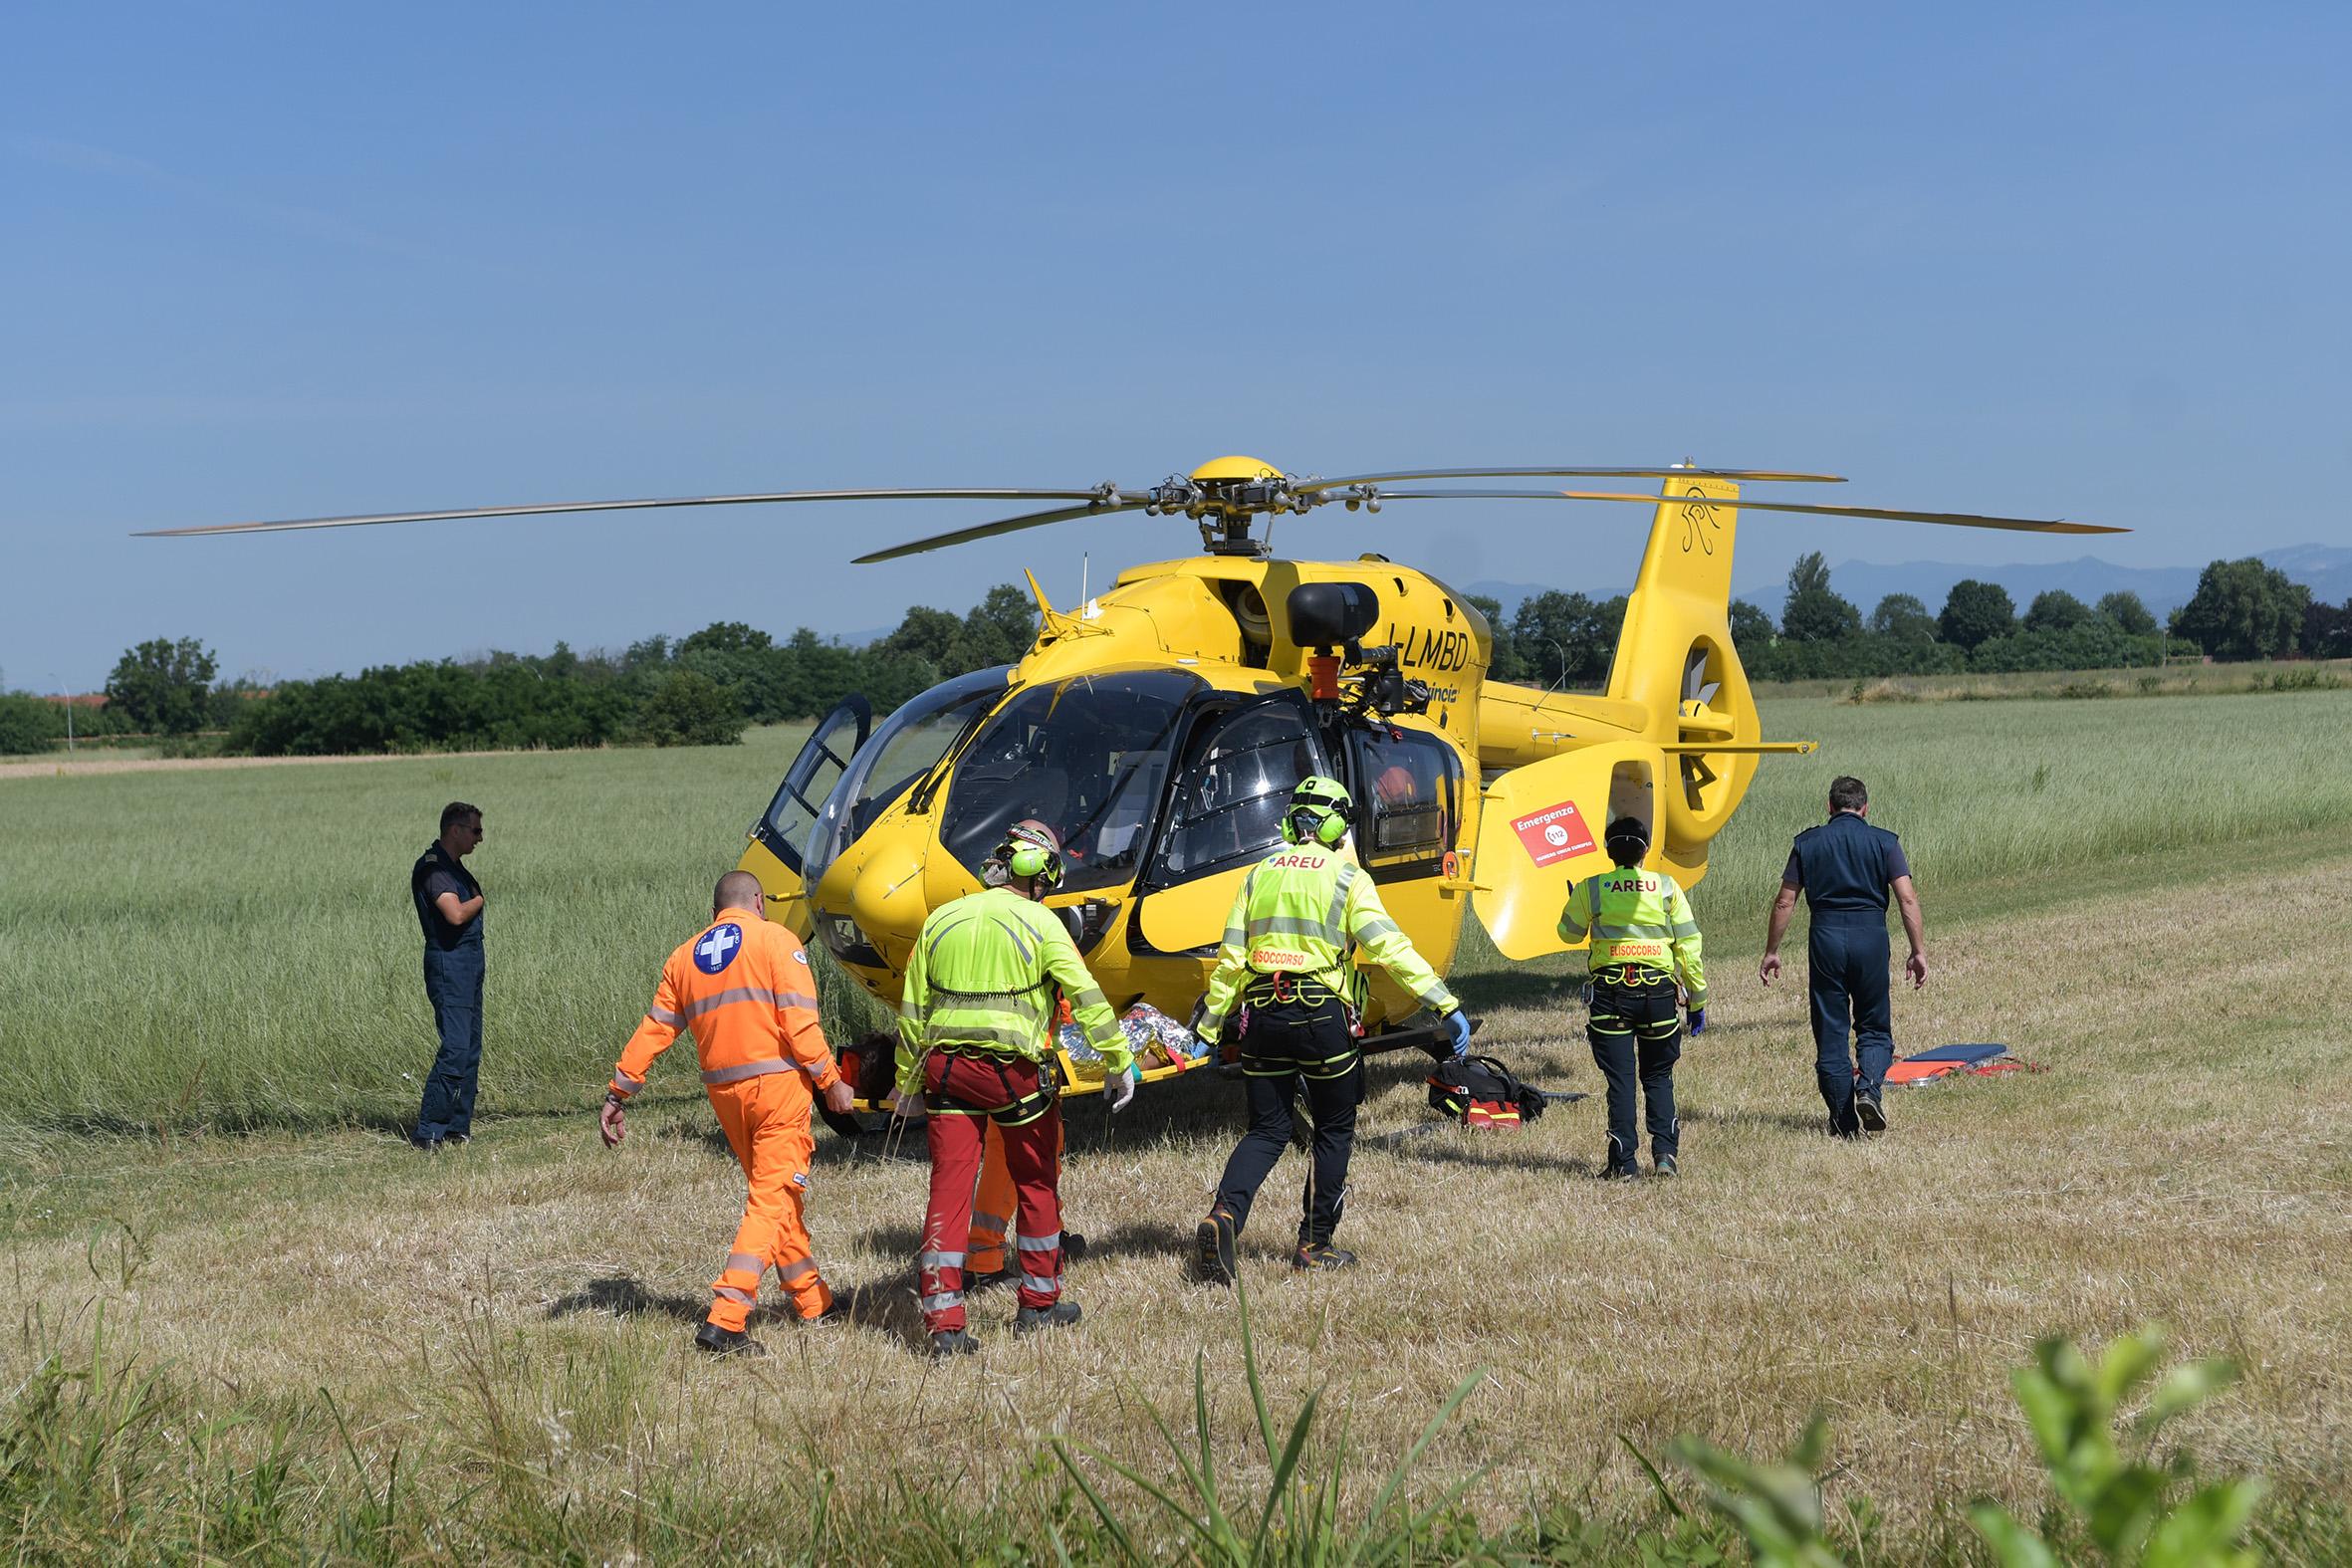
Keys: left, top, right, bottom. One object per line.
{"left": 840, "top": 1019, "right": 1454, "bottom": 1119}
{"left": 1884, "top": 1042, "right": 2010, "bottom": 1085}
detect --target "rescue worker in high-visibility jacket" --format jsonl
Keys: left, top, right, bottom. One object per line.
{"left": 1558, "top": 815, "right": 1707, "bottom": 1180}
{"left": 894, "top": 821, "right": 1137, "bottom": 1358}
{"left": 1192, "top": 776, "right": 1471, "bottom": 1281}
{"left": 965, "top": 825, "right": 1092, "bottom": 1288}
{"left": 599, "top": 870, "right": 855, "bottom": 1357}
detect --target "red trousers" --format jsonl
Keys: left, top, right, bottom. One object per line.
{"left": 968, "top": 1113, "right": 1066, "bottom": 1275}
{"left": 918, "top": 1052, "right": 1063, "bottom": 1334}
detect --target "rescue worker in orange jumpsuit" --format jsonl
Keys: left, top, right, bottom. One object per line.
{"left": 600, "top": 869, "right": 855, "bottom": 1356}
{"left": 893, "top": 822, "right": 1137, "bottom": 1357}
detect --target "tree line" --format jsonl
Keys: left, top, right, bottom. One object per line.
{"left": 3, "top": 557, "right": 2341, "bottom": 757}
{"left": 1469, "top": 554, "right": 2344, "bottom": 689}
{"left": 0, "top": 586, "right": 1041, "bottom": 756}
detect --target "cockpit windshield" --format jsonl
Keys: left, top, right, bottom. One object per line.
{"left": 806, "top": 665, "right": 1011, "bottom": 889}
{"left": 938, "top": 668, "right": 1204, "bottom": 895}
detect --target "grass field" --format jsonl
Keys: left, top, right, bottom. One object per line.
{"left": 3, "top": 689, "right": 2349, "bottom": 1560}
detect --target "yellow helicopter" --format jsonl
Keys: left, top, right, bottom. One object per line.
{"left": 146, "top": 458, "right": 2118, "bottom": 1102}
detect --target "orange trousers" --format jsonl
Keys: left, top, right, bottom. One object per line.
{"left": 706, "top": 1073, "right": 830, "bottom": 1332}
{"left": 968, "top": 1113, "right": 1066, "bottom": 1275}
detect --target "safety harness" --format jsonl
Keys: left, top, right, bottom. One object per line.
{"left": 1427, "top": 1054, "right": 1549, "bottom": 1130}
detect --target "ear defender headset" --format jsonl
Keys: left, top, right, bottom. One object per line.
{"left": 1282, "top": 776, "right": 1354, "bottom": 848}
{"left": 1603, "top": 814, "right": 1651, "bottom": 866}
{"left": 998, "top": 821, "right": 1065, "bottom": 888}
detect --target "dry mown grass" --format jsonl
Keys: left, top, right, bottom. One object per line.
{"left": 7, "top": 831, "right": 2349, "bottom": 1556}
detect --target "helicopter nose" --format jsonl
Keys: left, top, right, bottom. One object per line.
{"left": 848, "top": 846, "right": 931, "bottom": 962}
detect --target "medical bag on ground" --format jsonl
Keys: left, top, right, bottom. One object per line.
{"left": 1426, "top": 1055, "right": 1547, "bottom": 1130}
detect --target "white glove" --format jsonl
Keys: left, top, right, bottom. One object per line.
{"left": 1107, "top": 1065, "right": 1138, "bottom": 1113}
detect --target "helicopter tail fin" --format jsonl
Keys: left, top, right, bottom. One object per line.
{"left": 1604, "top": 476, "right": 1765, "bottom": 879}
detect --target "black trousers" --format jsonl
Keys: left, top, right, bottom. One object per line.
{"left": 1587, "top": 969, "right": 1681, "bottom": 1170}
{"left": 1212, "top": 995, "right": 1361, "bottom": 1246}
{"left": 1808, "top": 909, "right": 1893, "bottom": 1135}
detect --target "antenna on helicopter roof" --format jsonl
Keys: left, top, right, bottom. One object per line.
{"left": 1080, "top": 551, "right": 1100, "bottom": 620}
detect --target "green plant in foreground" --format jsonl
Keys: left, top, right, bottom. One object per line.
{"left": 1053, "top": 1280, "right": 1488, "bottom": 1566}
{"left": 1638, "top": 1328, "right": 2257, "bottom": 1568}
{"left": 1970, "top": 1327, "right": 2261, "bottom": 1568}
{"left": 1655, "top": 1417, "right": 1870, "bottom": 1568}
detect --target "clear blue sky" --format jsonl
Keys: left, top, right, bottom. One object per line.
{"left": 6, "top": 3, "right": 2348, "bottom": 690}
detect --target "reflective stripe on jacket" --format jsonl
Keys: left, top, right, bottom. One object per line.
{"left": 1199, "top": 845, "right": 1457, "bottom": 1034}
{"left": 610, "top": 907, "right": 842, "bottom": 1102}
{"left": 1557, "top": 868, "right": 1708, "bottom": 1008}
{"left": 895, "top": 887, "right": 1129, "bottom": 1098}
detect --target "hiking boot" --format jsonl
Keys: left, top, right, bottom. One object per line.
{"left": 693, "top": 1321, "right": 767, "bottom": 1358}
{"left": 410, "top": 1134, "right": 443, "bottom": 1152}
{"left": 1653, "top": 1153, "right": 1679, "bottom": 1179}
{"left": 928, "top": 1329, "right": 979, "bottom": 1358}
{"left": 1599, "top": 1162, "right": 1641, "bottom": 1182}
{"left": 1014, "top": 1300, "right": 1082, "bottom": 1334}
{"left": 1195, "top": 1208, "right": 1239, "bottom": 1286}
{"left": 1292, "top": 1240, "right": 1358, "bottom": 1271}
{"left": 1854, "top": 1093, "right": 1888, "bottom": 1135}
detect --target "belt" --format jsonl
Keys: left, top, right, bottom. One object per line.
{"left": 1592, "top": 964, "right": 1674, "bottom": 988}
{"left": 701, "top": 1058, "right": 812, "bottom": 1086}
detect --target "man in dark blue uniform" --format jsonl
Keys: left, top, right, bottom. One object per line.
{"left": 1760, "top": 777, "right": 1927, "bottom": 1137}
{"left": 412, "top": 801, "right": 487, "bottom": 1149}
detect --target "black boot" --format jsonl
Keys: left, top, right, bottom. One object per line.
{"left": 1015, "top": 1300, "right": 1081, "bottom": 1334}
{"left": 928, "top": 1329, "right": 979, "bottom": 1358}
{"left": 694, "top": 1321, "right": 767, "bottom": 1358}
{"left": 1854, "top": 1093, "right": 1888, "bottom": 1135}
{"left": 1292, "top": 1240, "right": 1358, "bottom": 1271}
{"left": 1195, "top": 1208, "right": 1239, "bottom": 1286}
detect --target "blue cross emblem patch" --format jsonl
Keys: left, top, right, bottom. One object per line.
{"left": 694, "top": 922, "right": 744, "bottom": 975}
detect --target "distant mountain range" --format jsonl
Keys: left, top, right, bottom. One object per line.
{"left": 1466, "top": 544, "right": 2352, "bottom": 622}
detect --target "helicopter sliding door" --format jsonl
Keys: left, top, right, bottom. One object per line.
{"left": 741, "top": 696, "right": 870, "bottom": 936}
{"left": 1131, "top": 690, "right": 1331, "bottom": 956}
{"left": 1340, "top": 723, "right": 1470, "bottom": 1000}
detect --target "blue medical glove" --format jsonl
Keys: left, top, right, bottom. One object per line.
{"left": 1443, "top": 1008, "right": 1474, "bottom": 1058}
{"left": 1687, "top": 1007, "right": 1707, "bottom": 1035}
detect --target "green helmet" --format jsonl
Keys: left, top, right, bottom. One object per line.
{"left": 1282, "top": 775, "right": 1353, "bottom": 848}
{"left": 998, "top": 818, "right": 1064, "bottom": 888}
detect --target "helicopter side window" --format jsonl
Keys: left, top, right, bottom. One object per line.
{"left": 1152, "top": 699, "right": 1325, "bottom": 883}
{"left": 802, "top": 666, "right": 1010, "bottom": 890}
{"left": 937, "top": 669, "right": 1202, "bottom": 895}
{"left": 1346, "top": 727, "right": 1461, "bottom": 882}
{"left": 756, "top": 696, "right": 870, "bottom": 876}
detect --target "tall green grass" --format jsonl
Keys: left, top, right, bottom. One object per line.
{"left": 1685, "top": 690, "right": 2352, "bottom": 936}
{"left": 1, "top": 692, "right": 2346, "bottom": 1132}
{"left": 0, "top": 726, "right": 810, "bottom": 1134}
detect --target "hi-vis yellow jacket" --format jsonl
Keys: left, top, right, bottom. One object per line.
{"left": 1199, "top": 844, "right": 1457, "bottom": 1039}
{"left": 1557, "top": 868, "right": 1708, "bottom": 1007}
{"left": 894, "top": 887, "right": 1130, "bottom": 1099}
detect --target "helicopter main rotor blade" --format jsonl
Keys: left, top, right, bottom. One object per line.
{"left": 133, "top": 488, "right": 1127, "bottom": 538}
{"left": 1298, "top": 466, "right": 1848, "bottom": 492}
{"left": 852, "top": 498, "right": 1155, "bottom": 563}
{"left": 1373, "top": 489, "right": 2125, "bottom": 535}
